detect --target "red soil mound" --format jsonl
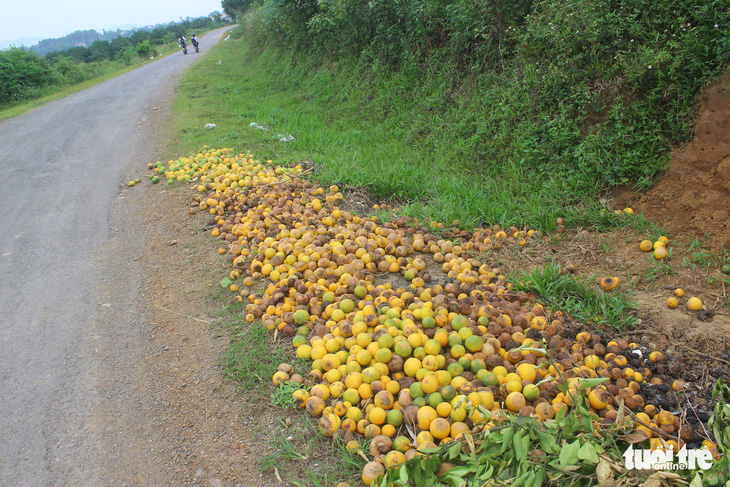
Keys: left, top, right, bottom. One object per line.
{"left": 616, "top": 70, "right": 730, "bottom": 250}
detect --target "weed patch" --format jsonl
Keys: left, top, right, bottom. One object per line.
{"left": 221, "top": 319, "right": 290, "bottom": 392}
{"left": 512, "top": 263, "right": 638, "bottom": 331}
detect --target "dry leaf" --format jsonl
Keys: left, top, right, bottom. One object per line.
{"left": 619, "top": 431, "right": 649, "bottom": 444}
{"left": 640, "top": 471, "right": 688, "bottom": 487}
{"left": 597, "top": 457, "right": 615, "bottom": 486}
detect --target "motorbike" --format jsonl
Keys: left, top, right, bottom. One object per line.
{"left": 192, "top": 39, "right": 200, "bottom": 53}
{"left": 180, "top": 41, "right": 188, "bottom": 55}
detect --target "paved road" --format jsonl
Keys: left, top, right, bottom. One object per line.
{"left": 0, "top": 27, "right": 229, "bottom": 486}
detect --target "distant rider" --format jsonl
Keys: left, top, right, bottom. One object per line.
{"left": 191, "top": 34, "right": 199, "bottom": 49}
{"left": 178, "top": 34, "right": 187, "bottom": 49}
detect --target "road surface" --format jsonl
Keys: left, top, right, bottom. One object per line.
{"left": 0, "top": 26, "right": 233, "bottom": 486}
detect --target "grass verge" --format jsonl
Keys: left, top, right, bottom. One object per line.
{"left": 165, "top": 31, "right": 661, "bottom": 235}
{"left": 258, "top": 413, "right": 365, "bottom": 487}
{"left": 220, "top": 307, "right": 291, "bottom": 392}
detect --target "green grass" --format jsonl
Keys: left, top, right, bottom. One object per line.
{"left": 511, "top": 263, "right": 638, "bottom": 331}
{"left": 270, "top": 381, "right": 308, "bottom": 408}
{"left": 220, "top": 312, "right": 291, "bottom": 392}
{"left": 258, "top": 414, "right": 365, "bottom": 487}
{"left": 165, "top": 32, "right": 665, "bottom": 234}
{"left": 644, "top": 259, "right": 676, "bottom": 282}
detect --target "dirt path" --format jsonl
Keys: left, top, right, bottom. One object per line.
{"left": 0, "top": 26, "right": 279, "bottom": 486}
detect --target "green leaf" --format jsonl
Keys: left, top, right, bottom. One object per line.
{"left": 447, "top": 441, "right": 462, "bottom": 460}
{"left": 422, "top": 455, "right": 441, "bottom": 473}
{"left": 513, "top": 430, "right": 525, "bottom": 463}
{"left": 558, "top": 440, "right": 580, "bottom": 467}
{"left": 478, "top": 464, "right": 494, "bottom": 480}
{"left": 398, "top": 464, "right": 409, "bottom": 483}
{"left": 577, "top": 442, "right": 599, "bottom": 464}
{"left": 219, "top": 276, "right": 232, "bottom": 288}
{"left": 441, "top": 474, "right": 467, "bottom": 487}
{"left": 500, "top": 427, "right": 514, "bottom": 454}
{"left": 537, "top": 431, "right": 559, "bottom": 454}
{"left": 578, "top": 377, "right": 609, "bottom": 390}
{"left": 689, "top": 472, "right": 704, "bottom": 487}
{"left": 446, "top": 466, "right": 473, "bottom": 477}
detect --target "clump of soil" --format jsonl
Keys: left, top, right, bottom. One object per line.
{"left": 615, "top": 70, "right": 730, "bottom": 250}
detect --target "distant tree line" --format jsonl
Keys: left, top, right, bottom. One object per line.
{"left": 34, "top": 29, "right": 123, "bottom": 57}
{"left": 44, "top": 14, "right": 226, "bottom": 64}
{"left": 0, "top": 14, "right": 228, "bottom": 106}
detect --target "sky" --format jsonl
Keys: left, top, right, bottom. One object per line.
{"left": 0, "top": 0, "right": 224, "bottom": 45}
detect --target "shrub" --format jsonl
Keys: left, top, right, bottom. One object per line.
{"left": 0, "top": 47, "right": 57, "bottom": 104}
{"left": 231, "top": 0, "right": 730, "bottom": 226}
{"left": 135, "top": 41, "right": 154, "bottom": 58}
{"left": 50, "top": 58, "right": 90, "bottom": 85}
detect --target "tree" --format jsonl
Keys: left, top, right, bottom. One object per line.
{"left": 88, "top": 40, "right": 112, "bottom": 62}
{"left": 109, "top": 36, "right": 132, "bottom": 56}
{"left": 128, "top": 30, "right": 151, "bottom": 46}
{"left": 222, "top": 0, "right": 256, "bottom": 19}
{"left": 65, "top": 46, "right": 91, "bottom": 63}
{"left": 149, "top": 26, "right": 169, "bottom": 45}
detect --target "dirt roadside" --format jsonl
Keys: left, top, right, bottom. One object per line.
{"left": 89, "top": 94, "right": 288, "bottom": 486}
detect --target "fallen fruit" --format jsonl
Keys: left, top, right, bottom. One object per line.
{"left": 157, "top": 148, "right": 691, "bottom": 483}
{"left": 666, "top": 297, "right": 678, "bottom": 309}
{"left": 687, "top": 297, "right": 703, "bottom": 311}
{"left": 599, "top": 276, "right": 620, "bottom": 291}
{"left": 362, "top": 462, "right": 385, "bottom": 486}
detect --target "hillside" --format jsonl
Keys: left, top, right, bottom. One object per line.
{"left": 33, "top": 29, "right": 127, "bottom": 56}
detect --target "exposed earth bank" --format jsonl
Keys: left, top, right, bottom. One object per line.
{"left": 615, "top": 70, "right": 730, "bottom": 250}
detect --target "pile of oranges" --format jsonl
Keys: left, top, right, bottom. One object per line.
{"left": 158, "top": 149, "right": 711, "bottom": 484}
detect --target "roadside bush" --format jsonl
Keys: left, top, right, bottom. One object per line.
{"left": 113, "top": 46, "right": 137, "bottom": 65}
{"left": 135, "top": 41, "right": 154, "bottom": 58}
{"left": 0, "top": 47, "right": 57, "bottom": 104}
{"left": 50, "top": 58, "right": 90, "bottom": 85}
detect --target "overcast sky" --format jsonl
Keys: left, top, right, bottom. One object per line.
{"left": 1, "top": 0, "right": 223, "bottom": 44}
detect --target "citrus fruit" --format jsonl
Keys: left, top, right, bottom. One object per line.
{"left": 687, "top": 297, "right": 703, "bottom": 311}
{"left": 505, "top": 392, "right": 526, "bottom": 412}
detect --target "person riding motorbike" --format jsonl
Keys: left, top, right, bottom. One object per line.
{"left": 191, "top": 34, "right": 200, "bottom": 53}
{"left": 178, "top": 34, "right": 187, "bottom": 54}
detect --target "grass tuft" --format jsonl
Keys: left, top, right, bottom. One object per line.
{"left": 221, "top": 319, "right": 290, "bottom": 392}
{"left": 511, "top": 263, "right": 638, "bottom": 331}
